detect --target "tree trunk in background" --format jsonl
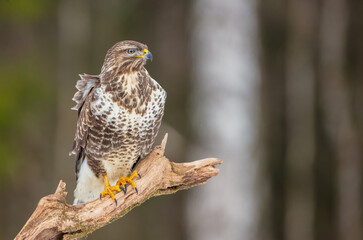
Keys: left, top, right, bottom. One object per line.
{"left": 284, "top": 1, "right": 317, "bottom": 240}
{"left": 345, "top": 0, "right": 363, "bottom": 236}
{"left": 319, "top": 0, "right": 362, "bottom": 239}
{"left": 55, "top": 0, "right": 92, "bottom": 202}
{"left": 258, "top": 0, "right": 363, "bottom": 240}
{"left": 187, "top": 0, "right": 259, "bottom": 239}
{"left": 258, "top": 1, "right": 288, "bottom": 238}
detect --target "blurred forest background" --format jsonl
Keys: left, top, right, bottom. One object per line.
{"left": 0, "top": 0, "right": 362, "bottom": 239}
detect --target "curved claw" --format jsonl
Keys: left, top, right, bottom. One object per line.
{"left": 116, "top": 172, "right": 141, "bottom": 195}
{"left": 114, "top": 199, "right": 118, "bottom": 206}
{"left": 119, "top": 185, "right": 126, "bottom": 194}
{"left": 135, "top": 187, "right": 138, "bottom": 194}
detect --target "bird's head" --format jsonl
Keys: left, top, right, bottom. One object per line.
{"left": 101, "top": 40, "right": 153, "bottom": 74}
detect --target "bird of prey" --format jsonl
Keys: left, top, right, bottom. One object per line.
{"left": 70, "top": 40, "right": 166, "bottom": 205}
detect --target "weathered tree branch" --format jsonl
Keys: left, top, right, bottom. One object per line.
{"left": 15, "top": 134, "right": 222, "bottom": 239}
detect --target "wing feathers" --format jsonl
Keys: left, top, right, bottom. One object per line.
{"left": 71, "top": 74, "right": 99, "bottom": 113}
{"left": 69, "top": 74, "right": 99, "bottom": 170}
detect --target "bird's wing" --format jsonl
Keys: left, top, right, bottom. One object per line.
{"left": 71, "top": 74, "right": 100, "bottom": 114}
{"left": 70, "top": 74, "right": 100, "bottom": 177}
{"left": 140, "top": 82, "right": 167, "bottom": 160}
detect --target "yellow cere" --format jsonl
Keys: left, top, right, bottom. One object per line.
{"left": 135, "top": 49, "right": 149, "bottom": 58}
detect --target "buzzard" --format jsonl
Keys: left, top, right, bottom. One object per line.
{"left": 70, "top": 40, "right": 166, "bottom": 205}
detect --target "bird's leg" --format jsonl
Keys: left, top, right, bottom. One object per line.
{"left": 116, "top": 172, "right": 141, "bottom": 194}
{"left": 100, "top": 174, "right": 121, "bottom": 205}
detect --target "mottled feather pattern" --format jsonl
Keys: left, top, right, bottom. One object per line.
{"left": 71, "top": 74, "right": 99, "bottom": 113}
{"left": 70, "top": 40, "right": 166, "bottom": 204}
{"left": 69, "top": 74, "right": 100, "bottom": 178}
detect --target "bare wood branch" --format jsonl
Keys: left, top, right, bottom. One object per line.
{"left": 15, "top": 135, "right": 222, "bottom": 239}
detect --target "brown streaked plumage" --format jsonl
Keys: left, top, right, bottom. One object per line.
{"left": 70, "top": 40, "right": 166, "bottom": 204}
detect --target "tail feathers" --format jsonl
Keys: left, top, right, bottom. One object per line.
{"left": 73, "top": 158, "right": 104, "bottom": 204}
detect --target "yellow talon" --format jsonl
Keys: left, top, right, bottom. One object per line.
{"left": 100, "top": 174, "right": 121, "bottom": 205}
{"left": 116, "top": 172, "right": 141, "bottom": 194}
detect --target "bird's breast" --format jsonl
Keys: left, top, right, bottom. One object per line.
{"left": 87, "top": 83, "right": 165, "bottom": 180}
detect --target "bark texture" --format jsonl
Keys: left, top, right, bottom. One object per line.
{"left": 15, "top": 135, "right": 221, "bottom": 240}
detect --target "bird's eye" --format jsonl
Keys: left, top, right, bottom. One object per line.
{"left": 126, "top": 49, "right": 135, "bottom": 54}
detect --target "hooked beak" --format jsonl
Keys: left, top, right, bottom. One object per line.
{"left": 136, "top": 49, "right": 153, "bottom": 61}
{"left": 144, "top": 50, "right": 153, "bottom": 61}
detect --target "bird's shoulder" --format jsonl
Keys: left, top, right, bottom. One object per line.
{"left": 71, "top": 74, "right": 100, "bottom": 114}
